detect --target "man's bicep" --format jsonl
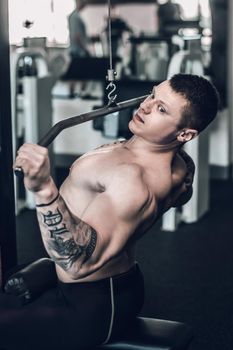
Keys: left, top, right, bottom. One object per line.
{"left": 74, "top": 193, "right": 130, "bottom": 272}
{"left": 37, "top": 198, "right": 102, "bottom": 279}
{"left": 46, "top": 187, "right": 139, "bottom": 278}
{"left": 82, "top": 185, "right": 149, "bottom": 253}
{"left": 82, "top": 191, "right": 131, "bottom": 241}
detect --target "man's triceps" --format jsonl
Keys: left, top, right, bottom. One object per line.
{"left": 37, "top": 201, "right": 97, "bottom": 272}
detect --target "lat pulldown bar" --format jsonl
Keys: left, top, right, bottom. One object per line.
{"left": 14, "top": 94, "right": 148, "bottom": 176}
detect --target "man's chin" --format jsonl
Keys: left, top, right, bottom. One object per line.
{"left": 128, "top": 120, "right": 134, "bottom": 133}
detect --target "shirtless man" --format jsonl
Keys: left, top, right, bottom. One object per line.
{"left": 1, "top": 74, "right": 219, "bottom": 350}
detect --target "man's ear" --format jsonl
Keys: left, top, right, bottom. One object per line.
{"left": 177, "top": 129, "right": 198, "bottom": 143}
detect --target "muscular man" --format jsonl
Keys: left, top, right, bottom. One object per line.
{"left": 0, "top": 74, "right": 219, "bottom": 349}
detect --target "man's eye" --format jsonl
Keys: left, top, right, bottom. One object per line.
{"left": 158, "top": 105, "right": 166, "bottom": 113}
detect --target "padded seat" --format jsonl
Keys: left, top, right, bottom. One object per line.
{"left": 97, "top": 317, "right": 193, "bottom": 350}
{"left": 4, "top": 260, "right": 193, "bottom": 349}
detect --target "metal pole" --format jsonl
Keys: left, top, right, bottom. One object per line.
{"left": 108, "top": 0, "right": 113, "bottom": 71}
{"left": 227, "top": 0, "right": 233, "bottom": 178}
{"left": 0, "top": 0, "right": 17, "bottom": 287}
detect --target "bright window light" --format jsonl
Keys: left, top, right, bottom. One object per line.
{"left": 172, "top": 0, "right": 199, "bottom": 19}
{"left": 173, "top": 0, "right": 210, "bottom": 20}
{"left": 8, "top": 0, "right": 74, "bottom": 45}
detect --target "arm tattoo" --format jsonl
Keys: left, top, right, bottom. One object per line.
{"left": 38, "top": 200, "right": 97, "bottom": 272}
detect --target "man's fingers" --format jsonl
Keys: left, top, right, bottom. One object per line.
{"left": 13, "top": 158, "right": 29, "bottom": 175}
{"left": 17, "top": 143, "right": 48, "bottom": 156}
{"left": 15, "top": 145, "right": 48, "bottom": 171}
{"left": 14, "top": 152, "right": 39, "bottom": 176}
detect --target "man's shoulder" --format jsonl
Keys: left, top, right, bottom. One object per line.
{"left": 177, "top": 148, "right": 195, "bottom": 175}
{"left": 172, "top": 151, "right": 187, "bottom": 174}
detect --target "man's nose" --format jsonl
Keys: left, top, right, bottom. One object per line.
{"left": 140, "top": 98, "right": 153, "bottom": 114}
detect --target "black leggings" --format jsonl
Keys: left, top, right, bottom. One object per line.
{"left": 0, "top": 263, "right": 144, "bottom": 350}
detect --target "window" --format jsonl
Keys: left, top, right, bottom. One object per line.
{"left": 173, "top": 0, "right": 210, "bottom": 21}
{"left": 9, "top": 0, "right": 74, "bottom": 45}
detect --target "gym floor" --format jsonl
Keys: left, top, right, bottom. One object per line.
{"left": 16, "top": 170, "right": 233, "bottom": 350}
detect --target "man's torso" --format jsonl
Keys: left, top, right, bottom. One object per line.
{"left": 58, "top": 141, "right": 187, "bottom": 282}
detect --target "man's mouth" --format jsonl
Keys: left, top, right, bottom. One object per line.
{"left": 134, "top": 113, "right": 144, "bottom": 123}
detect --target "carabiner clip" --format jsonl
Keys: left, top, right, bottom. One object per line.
{"left": 106, "top": 69, "right": 117, "bottom": 106}
{"left": 106, "top": 81, "right": 117, "bottom": 106}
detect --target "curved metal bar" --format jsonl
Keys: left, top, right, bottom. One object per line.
{"left": 38, "top": 94, "right": 147, "bottom": 147}
{"left": 14, "top": 94, "right": 147, "bottom": 177}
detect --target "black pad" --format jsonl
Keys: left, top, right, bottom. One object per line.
{"left": 97, "top": 317, "right": 193, "bottom": 350}
{"left": 4, "top": 258, "right": 56, "bottom": 304}
{"left": 4, "top": 259, "right": 193, "bottom": 350}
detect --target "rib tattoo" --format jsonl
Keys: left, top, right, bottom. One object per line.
{"left": 39, "top": 202, "right": 97, "bottom": 271}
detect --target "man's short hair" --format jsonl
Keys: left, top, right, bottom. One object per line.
{"left": 169, "top": 74, "right": 220, "bottom": 132}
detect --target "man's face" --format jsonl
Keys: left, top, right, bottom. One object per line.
{"left": 129, "top": 80, "right": 188, "bottom": 145}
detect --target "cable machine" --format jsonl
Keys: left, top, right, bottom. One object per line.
{"left": 0, "top": 0, "right": 17, "bottom": 287}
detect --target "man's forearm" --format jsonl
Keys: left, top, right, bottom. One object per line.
{"left": 35, "top": 191, "right": 97, "bottom": 278}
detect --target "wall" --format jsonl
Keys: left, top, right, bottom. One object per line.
{"left": 82, "top": 4, "right": 157, "bottom": 36}
{"left": 209, "top": 109, "right": 231, "bottom": 168}
{"left": 208, "top": 0, "right": 231, "bottom": 178}
{"left": 8, "top": 1, "right": 158, "bottom": 45}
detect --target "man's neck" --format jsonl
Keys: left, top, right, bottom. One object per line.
{"left": 124, "top": 136, "right": 182, "bottom": 161}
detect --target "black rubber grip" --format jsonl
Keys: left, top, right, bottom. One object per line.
{"left": 14, "top": 167, "right": 25, "bottom": 178}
